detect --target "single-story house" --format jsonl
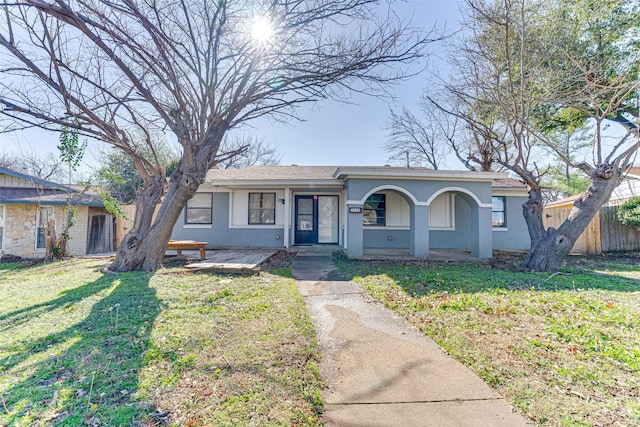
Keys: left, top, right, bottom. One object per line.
{"left": 170, "top": 166, "right": 531, "bottom": 258}
{"left": 0, "top": 167, "right": 114, "bottom": 258}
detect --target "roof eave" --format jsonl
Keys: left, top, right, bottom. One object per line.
{"left": 0, "top": 199, "right": 104, "bottom": 207}
{"left": 334, "top": 168, "right": 508, "bottom": 181}
{"left": 204, "top": 179, "right": 342, "bottom": 187}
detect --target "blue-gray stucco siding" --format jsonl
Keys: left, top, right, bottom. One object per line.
{"left": 170, "top": 180, "right": 531, "bottom": 253}
{"left": 492, "top": 195, "right": 531, "bottom": 250}
{"left": 171, "top": 192, "right": 285, "bottom": 248}
{"left": 361, "top": 192, "right": 530, "bottom": 251}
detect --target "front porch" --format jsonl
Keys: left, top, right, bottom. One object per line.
{"left": 292, "top": 245, "right": 484, "bottom": 262}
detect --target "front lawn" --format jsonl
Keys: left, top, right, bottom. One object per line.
{"left": 0, "top": 259, "right": 322, "bottom": 426}
{"left": 336, "top": 255, "right": 640, "bottom": 426}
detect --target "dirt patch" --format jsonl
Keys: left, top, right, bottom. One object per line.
{"left": 260, "top": 250, "right": 297, "bottom": 271}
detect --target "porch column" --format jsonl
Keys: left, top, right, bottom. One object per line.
{"left": 283, "top": 188, "right": 290, "bottom": 248}
{"left": 346, "top": 204, "right": 363, "bottom": 257}
{"left": 471, "top": 206, "right": 493, "bottom": 258}
{"left": 410, "top": 204, "right": 429, "bottom": 257}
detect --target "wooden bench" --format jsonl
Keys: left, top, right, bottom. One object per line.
{"left": 167, "top": 240, "right": 208, "bottom": 260}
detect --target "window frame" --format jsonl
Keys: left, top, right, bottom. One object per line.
{"left": 185, "top": 193, "right": 213, "bottom": 225}
{"left": 492, "top": 196, "right": 507, "bottom": 228}
{"left": 36, "top": 206, "right": 54, "bottom": 249}
{"left": 248, "top": 192, "right": 276, "bottom": 225}
{"left": 363, "top": 193, "right": 386, "bottom": 226}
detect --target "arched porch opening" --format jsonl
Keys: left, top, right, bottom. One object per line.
{"left": 345, "top": 184, "right": 492, "bottom": 259}
{"left": 347, "top": 185, "right": 431, "bottom": 257}
{"left": 426, "top": 187, "right": 493, "bottom": 258}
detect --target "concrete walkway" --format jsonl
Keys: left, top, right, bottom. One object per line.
{"left": 291, "top": 253, "right": 530, "bottom": 427}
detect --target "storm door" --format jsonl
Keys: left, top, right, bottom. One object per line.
{"left": 295, "top": 195, "right": 316, "bottom": 245}
{"left": 295, "top": 195, "right": 339, "bottom": 245}
{"left": 317, "top": 196, "right": 339, "bottom": 244}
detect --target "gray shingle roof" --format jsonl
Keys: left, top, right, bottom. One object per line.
{"left": 492, "top": 178, "right": 527, "bottom": 188}
{"left": 0, "top": 187, "right": 104, "bottom": 206}
{"left": 205, "top": 165, "right": 518, "bottom": 186}
{"left": 206, "top": 166, "right": 341, "bottom": 181}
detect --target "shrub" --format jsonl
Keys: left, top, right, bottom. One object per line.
{"left": 616, "top": 197, "right": 640, "bottom": 229}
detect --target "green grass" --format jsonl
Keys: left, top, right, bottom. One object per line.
{"left": 0, "top": 259, "right": 322, "bottom": 426}
{"left": 336, "top": 257, "right": 640, "bottom": 426}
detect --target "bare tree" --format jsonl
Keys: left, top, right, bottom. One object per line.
{"left": 384, "top": 107, "right": 444, "bottom": 169}
{"left": 0, "top": 149, "right": 65, "bottom": 181}
{"left": 216, "top": 131, "right": 281, "bottom": 169}
{"left": 0, "top": 0, "right": 433, "bottom": 271}
{"left": 386, "top": 75, "right": 501, "bottom": 172}
{"left": 434, "top": 0, "right": 639, "bottom": 271}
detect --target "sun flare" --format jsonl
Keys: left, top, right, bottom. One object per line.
{"left": 251, "top": 16, "right": 273, "bottom": 46}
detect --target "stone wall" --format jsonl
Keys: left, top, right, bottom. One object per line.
{"left": 4, "top": 204, "right": 39, "bottom": 258}
{"left": 2, "top": 204, "right": 91, "bottom": 258}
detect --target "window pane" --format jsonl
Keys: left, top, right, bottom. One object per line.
{"left": 363, "top": 194, "right": 385, "bottom": 226}
{"left": 187, "top": 208, "right": 212, "bottom": 224}
{"left": 249, "top": 193, "right": 261, "bottom": 209}
{"left": 492, "top": 196, "right": 506, "bottom": 227}
{"left": 261, "top": 193, "right": 275, "bottom": 209}
{"left": 260, "top": 210, "right": 275, "bottom": 224}
{"left": 298, "top": 214, "right": 313, "bottom": 231}
{"left": 492, "top": 212, "right": 505, "bottom": 227}
{"left": 492, "top": 196, "right": 505, "bottom": 211}
{"left": 298, "top": 198, "right": 313, "bottom": 215}
{"left": 37, "top": 228, "right": 46, "bottom": 248}
{"left": 187, "top": 193, "right": 212, "bottom": 208}
{"left": 39, "top": 207, "right": 53, "bottom": 225}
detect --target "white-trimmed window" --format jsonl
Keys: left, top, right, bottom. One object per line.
{"left": 185, "top": 193, "right": 213, "bottom": 224}
{"left": 492, "top": 196, "right": 507, "bottom": 228}
{"left": 248, "top": 192, "right": 276, "bottom": 224}
{"left": 36, "top": 206, "right": 54, "bottom": 249}
{"left": 0, "top": 204, "right": 5, "bottom": 250}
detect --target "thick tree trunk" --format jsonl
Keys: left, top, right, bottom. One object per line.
{"left": 520, "top": 165, "right": 622, "bottom": 271}
{"left": 45, "top": 218, "right": 57, "bottom": 261}
{"left": 108, "top": 142, "right": 218, "bottom": 271}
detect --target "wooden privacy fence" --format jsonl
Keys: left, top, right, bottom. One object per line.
{"left": 114, "top": 204, "right": 163, "bottom": 248}
{"left": 599, "top": 206, "right": 640, "bottom": 252}
{"left": 115, "top": 204, "right": 136, "bottom": 249}
{"left": 543, "top": 204, "right": 640, "bottom": 255}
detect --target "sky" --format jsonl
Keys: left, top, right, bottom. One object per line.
{"left": 0, "top": 0, "right": 463, "bottom": 175}
{"left": 257, "top": 0, "right": 462, "bottom": 168}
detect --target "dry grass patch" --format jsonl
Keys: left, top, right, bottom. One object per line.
{"left": 337, "top": 256, "right": 640, "bottom": 426}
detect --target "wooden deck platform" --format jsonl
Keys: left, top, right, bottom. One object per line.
{"left": 184, "top": 249, "right": 277, "bottom": 273}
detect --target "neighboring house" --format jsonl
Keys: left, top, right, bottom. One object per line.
{"left": 606, "top": 166, "right": 640, "bottom": 206}
{"left": 170, "top": 166, "right": 531, "bottom": 258}
{"left": 0, "top": 167, "right": 113, "bottom": 258}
